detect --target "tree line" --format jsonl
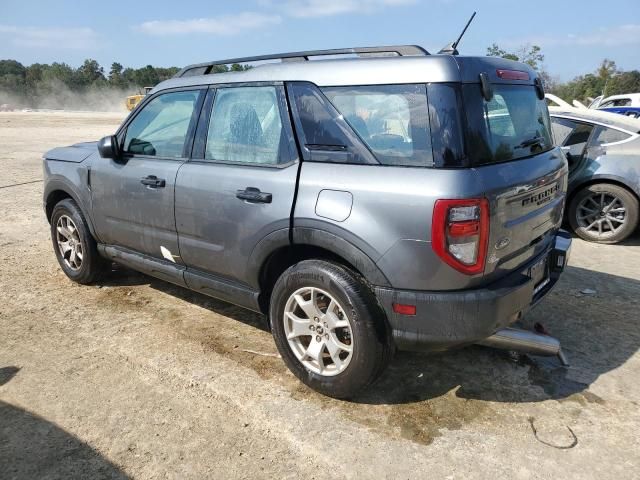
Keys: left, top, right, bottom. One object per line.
{"left": 0, "top": 59, "right": 249, "bottom": 108}
{"left": 1, "top": 49, "right": 639, "bottom": 109}
{"left": 486, "top": 43, "right": 640, "bottom": 103}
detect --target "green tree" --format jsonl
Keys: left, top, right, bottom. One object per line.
{"left": 0, "top": 59, "right": 26, "bottom": 77}
{"left": 76, "top": 59, "right": 104, "bottom": 87}
{"left": 109, "top": 62, "right": 124, "bottom": 86}
{"left": 486, "top": 43, "right": 544, "bottom": 70}
{"left": 606, "top": 70, "right": 640, "bottom": 97}
{"left": 486, "top": 43, "right": 519, "bottom": 62}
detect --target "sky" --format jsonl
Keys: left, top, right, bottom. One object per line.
{"left": 0, "top": 0, "right": 639, "bottom": 81}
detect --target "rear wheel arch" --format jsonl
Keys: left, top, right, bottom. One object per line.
{"left": 256, "top": 231, "right": 391, "bottom": 315}
{"left": 567, "top": 177, "right": 640, "bottom": 210}
{"left": 257, "top": 244, "right": 372, "bottom": 314}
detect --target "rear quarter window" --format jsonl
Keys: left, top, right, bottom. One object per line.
{"left": 590, "top": 126, "right": 631, "bottom": 145}
{"left": 322, "top": 84, "right": 433, "bottom": 167}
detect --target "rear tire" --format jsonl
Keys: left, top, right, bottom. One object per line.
{"left": 50, "top": 198, "right": 106, "bottom": 284}
{"left": 569, "top": 183, "right": 638, "bottom": 244}
{"left": 269, "top": 260, "right": 392, "bottom": 399}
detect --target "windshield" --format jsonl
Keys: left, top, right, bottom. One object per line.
{"left": 463, "top": 84, "right": 553, "bottom": 165}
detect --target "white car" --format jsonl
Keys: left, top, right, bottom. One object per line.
{"left": 589, "top": 93, "right": 640, "bottom": 109}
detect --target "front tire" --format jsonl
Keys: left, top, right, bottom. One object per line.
{"left": 270, "top": 260, "right": 391, "bottom": 399}
{"left": 569, "top": 183, "right": 638, "bottom": 244}
{"left": 50, "top": 198, "right": 106, "bottom": 284}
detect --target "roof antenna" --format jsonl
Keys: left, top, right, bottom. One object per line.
{"left": 438, "top": 11, "right": 477, "bottom": 55}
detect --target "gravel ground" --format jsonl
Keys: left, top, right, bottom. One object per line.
{"left": 1, "top": 111, "right": 639, "bottom": 479}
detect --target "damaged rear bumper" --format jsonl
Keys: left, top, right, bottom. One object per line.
{"left": 374, "top": 229, "right": 572, "bottom": 352}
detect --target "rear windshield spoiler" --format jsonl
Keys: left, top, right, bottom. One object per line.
{"left": 454, "top": 56, "right": 538, "bottom": 85}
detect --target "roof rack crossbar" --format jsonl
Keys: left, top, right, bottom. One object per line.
{"left": 176, "top": 45, "right": 429, "bottom": 77}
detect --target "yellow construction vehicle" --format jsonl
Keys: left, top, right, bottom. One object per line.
{"left": 125, "top": 87, "right": 153, "bottom": 111}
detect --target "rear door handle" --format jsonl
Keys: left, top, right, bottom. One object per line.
{"left": 140, "top": 175, "right": 166, "bottom": 188}
{"left": 236, "top": 187, "right": 272, "bottom": 204}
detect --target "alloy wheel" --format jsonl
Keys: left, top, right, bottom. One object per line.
{"left": 55, "top": 215, "right": 83, "bottom": 271}
{"left": 576, "top": 192, "right": 627, "bottom": 239}
{"left": 283, "top": 287, "right": 354, "bottom": 376}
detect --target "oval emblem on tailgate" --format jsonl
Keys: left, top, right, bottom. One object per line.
{"left": 495, "top": 236, "right": 511, "bottom": 250}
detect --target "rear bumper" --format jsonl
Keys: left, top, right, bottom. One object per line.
{"left": 375, "top": 229, "right": 572, "bottom": 352}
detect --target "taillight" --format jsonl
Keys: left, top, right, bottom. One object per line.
{"left": 432, "top": 198, "right": 489, "bottom": 275}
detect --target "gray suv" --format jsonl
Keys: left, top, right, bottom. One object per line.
{"left": 43, "top": 46, "right": 572, "bottom": 398}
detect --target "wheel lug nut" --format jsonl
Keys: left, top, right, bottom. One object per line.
{"left": 314, "top": 317, "right": 319, "bottom": 322}
{"left": 324, "top": 334, "right": 329, "bottom": 340}
{"left": 309, "top": 325, "right": 315, "bottom": 331}
{"left": 316, "top": 335, "right": 321, "bottom": 342}
{"left": 324, "top": 322, "right": 328, "bottom": 328}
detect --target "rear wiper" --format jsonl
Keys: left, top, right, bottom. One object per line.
{"left": 514, "top": 136, "right": 545, "bottom": 150}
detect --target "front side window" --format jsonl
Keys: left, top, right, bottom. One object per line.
{"left": 463, "top": 84, "right": 553, "bottom": 165}
{"left": 124, "top": 90, "right": 201, "bottom": 158}
{"left": 322, "top": 84, "right": 432, "bottom": 167}
{"left": 205, "top": 86, "right": 286, "bottom": 165}
{"left": 550, "top": 117, "right": 594, "bottom": 170}
{"left": 550, "top": 116, "right": 575, "bottom": 145}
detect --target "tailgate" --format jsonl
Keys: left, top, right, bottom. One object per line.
{"left": 479, "top": 148, "right": 568, "bottom": 281}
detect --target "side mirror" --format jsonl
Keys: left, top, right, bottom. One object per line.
{"left": 97, "top": 135, "right": 120, "bottom": 159}
{"left": 479, "top": 72, "right": 493, "bottom": 102}
{"left": 534, "top": 77, "right": 545, "bottom": 100}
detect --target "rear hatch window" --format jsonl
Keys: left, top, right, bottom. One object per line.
{"left": 462, "top": 84, "right": 553, "bottom": 165}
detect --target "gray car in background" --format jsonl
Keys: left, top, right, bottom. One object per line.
{"left": 549, "top": 107, "right": 640, "bottom": 243}
{"left": 43, "top": 46, "right": 572, "bottom": 398}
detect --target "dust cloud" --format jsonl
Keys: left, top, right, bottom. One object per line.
{"left": 0, "top": 80, "right": 135, "bottom": 112}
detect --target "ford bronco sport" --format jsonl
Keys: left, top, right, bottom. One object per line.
{"left": 43, "top": 45, "right": 572, "bottom": 398}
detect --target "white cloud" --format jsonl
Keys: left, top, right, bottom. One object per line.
{"left": 0, "top": 25, "right": 98, "bottom": 49}
{"left": 137, "top": 12, "right": 282, "bottom": 36}
{"left": 262, "top": 0, "right": 417, "bottom": 18}
{"left": 503, "top": 24, "right": 640, "bottom": 48}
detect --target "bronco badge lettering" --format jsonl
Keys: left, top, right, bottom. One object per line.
{"left": 522, "top": 184, "right": 559, "bottom": 207}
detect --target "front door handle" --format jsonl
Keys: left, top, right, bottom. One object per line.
{"left": 140, "top": 175, "right": 166, "bottom": 188}
{"left": 236, "top": 187, "right": 272, "bottom": 204}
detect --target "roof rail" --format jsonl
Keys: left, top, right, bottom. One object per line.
{"left": 175, "top": 45, "right": 429, "bottom": 77}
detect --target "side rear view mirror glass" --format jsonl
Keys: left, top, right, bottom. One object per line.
{"left": 98, "top": 135, "right": 120, "bottom": 159}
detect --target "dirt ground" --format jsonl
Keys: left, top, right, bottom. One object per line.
{"left": 1, "top": 111, "right": 639, "bottom": 479}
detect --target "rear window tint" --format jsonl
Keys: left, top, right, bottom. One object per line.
{"left": 287, "top": 83, "right": 377, "bottom": 164}
{"left": 426, "top": 83, "right": 466, "bottom": 167}
{"left": 590, "top": 126, "right": 631, "bottom": 145}
{"left": 463, "top": 84, "right": 553, "bottom": 165}
{"left": 550, "top": 117, "right": 576, "bottom": 145}
{"left": 322, "top": 84, "right": 433, "bottom": 167}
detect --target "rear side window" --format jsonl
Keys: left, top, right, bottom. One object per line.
{"left": 124, "top": 90, "right": 202, "bottom": 158}
{"left": 206, "top": 86, "right": 287, "bottom": 165}
{"left": 602, "top": 98, "right": 631, "bottom": 107}
{"left": 590, "top": 126, "right": 631, "bottom": 145}
{"left": 322, "top": 84, "right": 432, "bottom": 167}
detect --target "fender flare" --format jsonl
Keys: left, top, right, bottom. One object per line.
{"left": 292, "top": 227, "right": 391, "bottom": 286}
{"left": 43, "top": 178, "right": 99, "bottom": 240}
{"left": 246, "top": 227, "right": 391, "bottom": 290}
